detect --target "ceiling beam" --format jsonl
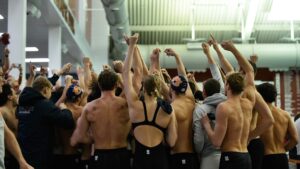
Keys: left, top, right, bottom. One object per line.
{"left": 243, "top": 0, "right": 260, "bottom": 41}
{"left": 130, "top": 24, "right": 299, "bottom": 32}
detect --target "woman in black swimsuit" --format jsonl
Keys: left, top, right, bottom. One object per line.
{"left": 123, "top": 34, "right": 178, "bottom": 169}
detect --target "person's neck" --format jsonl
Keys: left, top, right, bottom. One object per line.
{"left": 172, "top": 92, "right": 185, "bottom": 101}
{"left": 101, "top": 90, "right": 116, "bottom": 98}
{"left": 144, "top": 93, "right": 156, "bottom": 102}
{"left": 3, "top": 102, "right": 16, "bottom": 112}
{"left": 227, "top": 92, "right": 241, "bottom": 100}
{"left": 65, "top": 101, "right": 80, "bottom": 108}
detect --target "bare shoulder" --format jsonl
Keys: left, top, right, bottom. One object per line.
{"left": 216, "top": 102, "right": 229, "bottom": 113}
{"left": 280, "top": 108, "right": 292, "bottom": 119}
{"left": 243, "top": 85, "right": 256, "bottom": 105}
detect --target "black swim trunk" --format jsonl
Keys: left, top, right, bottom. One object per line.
{"left": 52, "top": 154, "right": 81, "bottom": 169}
{"left": 262, "top": 154, "right": 289, "bottom": 169}
{"left": 90, "top": 148, "right": 131, "bottom": 169}
{"left": 133, "top": 140, "right": 169, "bottom": 169}
{"left": 5, "top": 154, "right": 19, "bottom": 169}
{"left": 80, "top": 159, "right": 90, "bottom": 169}
{"left": 247, "top": 138, "right": 264, "bottom": 169}
{"left": 219, "top": 152, "right": 251, "bottom": 169}
{"left": 169, "top": 153, "right": 199, "bottom": 169}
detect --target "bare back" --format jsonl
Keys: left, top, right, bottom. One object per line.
{"left": 171, "top": 96, "right": 195, "bottom": 153}
{"left": 260, "top": 105, "right": 294, "bottom": 155}
{"left": 131, "top": 99, "right": 172, "bottom": 147}
{"left": 221, "top": 97, "right": 253, "bottom": 152}
{"left": 59, "top": 104, "right": 83, "bottom": 154}
{"left": 86, "top": 96, "right": 131, "bottom": 149}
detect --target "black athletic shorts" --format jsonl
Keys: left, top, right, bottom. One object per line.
{"left": 80, "top": 159, "right": 90, "bottom": 169}
{"left": 52, "top": 154, "right": 80, "bottom": 169}
{"left": 4, "top": 154, "right": 19, "bottom": 169}
{"left": 133, "top": 140, "right": 169, "bottom": 169}
{"left": 247, "top": 138, "right": 264, "bottom": 169}
{"left": 169, "top": 153, "right": 199, "bottom": 169}
{"left": 262, "top": 154, "right": 289, "bottom": 169}
{"left": 90, "top": 148, "right": 131, "bottom": 169}
{"left": 219, "top": 152, "right": 251, "bottom": 169}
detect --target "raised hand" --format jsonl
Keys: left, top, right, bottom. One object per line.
{"left": 40, "top": 66, "right": 48, "bottom": 76}
{"left": 102, "top": 64, "right": 112, "bottom": 71}
{"left": 202, "top": 42, "right": 210, "bottom": 55}
{"left": 64, "top": 75, "right": 73, "bottom": 84}
{"left": 62, "top": 63, "right": 72, "bottom": 73}
{"left": 29, "top": 64, "right": 36, "bottom": 77}
{"left": 128, "top": 33, "right": 139, "bottom": 45}
{"left": 221, "top": 41, "right": 235, "bottom": 51}
{"left": 0, "top": 33, "right": 10, "bottom": 45}
{"left": 208, "top": 33, "right": 220, "bottom": 50}
{"left": 164, "top": 48, "right": 177, "bottom": 57}
{"left": 113, "top": 60, "right": 124, "bottom": 73}
{"left": 187, "top": 72, "right": 196, "bottom": 82}
{"left": 250, "top": 54, "right": 258, "bottom": 64}
{"left": 150, "top": 48, "right": 161, "bottom": 61}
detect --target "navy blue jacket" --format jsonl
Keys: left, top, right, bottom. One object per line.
{"left": 16, "top": 87, "right": 75, "bottom": 169}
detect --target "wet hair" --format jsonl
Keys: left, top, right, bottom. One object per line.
{"left": 189, "top": 81, "right": 204, "bottom": 101}
{"left": 203, "top": 78, "right": 220, "bottom": 97}
{"left": 88, "top": 78, "right": 101, "bottom": 102}
{"left": 50, "top": 86, "right": 65, "bottom": 103}
{"left": 142, "top": 75, "right": 157, "bottom": 96}
{"left": 256, "top": 83, "right": 277, "bottom": 103}
{"left": 294, "top": 113, "right": 300, "bottom": 122}
{"left": 171, "top": 75, "right": 188, "bottom": 95}
{"left": 32, "top": 76, "right": 52, "bottom": 92}
{"left": 226, "top": 73, "right": 244, "bottom": 95}
{"left": 194, "top": 90, "right": 204, "bottom": 101}
{"left": 98, "top": 70, "right": 118, "bottom": 91}
{"left": 0, "top": 84, "right": 13, "bottom": 106}
{"left": 162, "top": 73, "right": 171, "bottom": 84}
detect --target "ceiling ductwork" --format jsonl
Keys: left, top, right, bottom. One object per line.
{"left": 101, "top": 0, "right": 130, "bottom": 60}
{"left": 138, "top": 44, "right": 300, "bottom": 72}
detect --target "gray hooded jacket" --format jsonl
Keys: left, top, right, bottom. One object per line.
{"left": 193, "top": 93, "right": 226, "bottom": 157}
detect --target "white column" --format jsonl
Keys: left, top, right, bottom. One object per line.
{"left": 7, "top": 0, "right": 27, "bottom": 83}
{"left": 90, "top": 0, "right": 109, "bottom": 73}
{"left": 78, "top": 0, "right": 87, "bottom": 34}
{"left": 48, "top": 26, "right": 62, "bottom": 77}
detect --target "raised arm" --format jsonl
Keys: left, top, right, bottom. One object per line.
{"left": 55, "top": 75, "right": 73, "bottom": 107}
{"left": 17, "top": 64, "right": 23, "bottom": 87}
{"left": 26, "top": 64, "right": 36, "bottom": 87}
{"left": 149, "top": 48, "right": 161, "bottom": 73}
{"left": 122, "top": 34, "right": 140, "bottom": 107}
{"left": 221, "top": 41, "right": 254, "bottom": 86}
{"left": 209, "top": 34, "right": 234, "bottom": 74}
{"left": 164, "top": 48, "right": 194, "bottom": 99}
{"left": 136, "top": 46, "right": 149, "bottom": 76}
{"left": 2, "top": 48, "right": 10, "bottom": 74}
{"left": 249, "top": 91, "right": 274, "bottom": 140}
{"left": 82, "top": 57, "right": 92, "bottom": 90}
{"left": 202, "top": 42, "right": 224, "bottom": 93}
{"left": 164, "top": 48, "right": 186, "bottom": 77}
